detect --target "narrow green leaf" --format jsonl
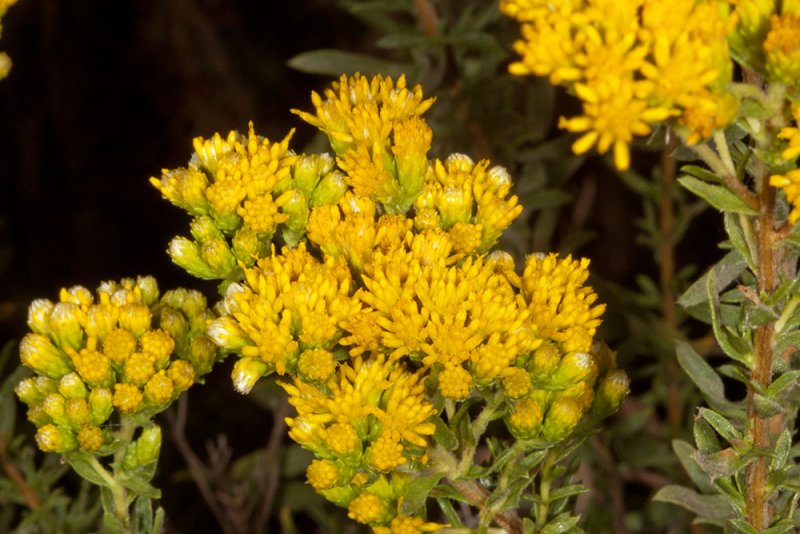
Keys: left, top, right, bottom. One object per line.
{"left": 692, "top": 448, "right": 754, "bottom": 480}
{"left": 652, "top": 485, "right": 732, "bottom": 523}
{"left": 763, "top": 519, "right": 796, "bottom": 534}
{"left": 548, "top": 484, "right": 589, "bottom": 503}
{"left": 523, "top": 517, "right": 537, "bottom": 534}
{"left": 682, "top": 164, "right": 724, "bottom": 184}
{"left": 729, "top": 519, "right": 760, "bottom": 534}
{"left": 287, "top": 50, "right": 413, "bottom": 78}
{"left": 694, "top": 418, "right": 721, "bottom": 454}
{"left": 400, "top": 472, "right": 444, "bottom": 514}
{"left": 771, "top": 429, "right": 792, "bottom": 471}
{"left": 432, "top": 416, "right": 457, "bottom": 451}
{"left": 676, "top": 342, "right": 739, "bottom": 414}
{"left": 540, "top": 512, "right": 581, "bottom": 534}
{"left": 678, "top": 175, "right": 758, "bottom": 215}
{"left": 672, "top": 440, "right": 715, "bottom": 493}
{"left": 133, "top": 496, "right": 153, "bottom": 534}
{"left": 707, "top": 271, "right": 753, "bottom": 366}
{"left": 753, "top": 393, "right": 784, "bottom": 418}
{"left": 699, "top": 408, "right": 742, "bottom": 443}
{"left": 723, "top": 213, "right": 755, "bottom": 270}
{"left": 678, "top": 250, "right": 747, "bottom": 308}
{"left": 118, "top": 473, "right": 161, "bottom": 499}
{"left": 66, "top": 452, "right": 111, "bottom": 488}
{"left": 767, "top": 370, "right": 800, "bottom": 398}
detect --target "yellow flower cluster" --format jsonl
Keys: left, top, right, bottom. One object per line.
{"left": 164, "top": 74, "right": 628, "bottom": 529}
{"left": 0, "top": 0, "right": 17, "bottom": 79}
{"left": 16, "top": 277, "right": 222, "bottom": 454}
{"left": 501, "top": 0, "right": 739, "bottom": 169}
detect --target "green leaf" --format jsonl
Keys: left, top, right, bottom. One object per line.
{"left": 678, "top": 175, "right": 758, "bottom": 215}
{"left": 652, "top": 484, "right": 732, "bottom": 524}
{"left": 678, "top": 250, "right": 747, "bottom": 309}
{"left": 676, "top": 342, "right": 740, "bottom": 414}
{"left": 729, "top": 518, "right": 760, "bottom": 534}
{"left": 118, "top": 473, "right": 161, "bottom": 499}
{"left": 753, "top": 393, "right": 784, "bottom": 418}
{"left": 723, "top": 213, "right": 755, "bottom": 271}
{"left": 699, "top": 408, "right": 742, "bottom": 444}
{"left": 133, "top": 496, "right": 153, "bottom": 534}
{"left": 673, "top": 440, "right": 715, "bottom": 494}
{"left": 771, "top": 429, "right": 792, "bottom": 471}
{"left": 540, "top": 512, "right": 581, "bottom": 534}
{"left": 763, "top": 519, "right": 797, "bottom": 534}
{"left": 548, "top": 484, "right": 589, "bottom": 503}
{"left": 287, "top": 50, "right": 413, "bottom": 78}
{"left": 767, "top": 370, "right": 800, "bottom": 398}
{"left": 692, "top": 448, "right": 754, "bottom": 480}
{"left": 681, "top": 164, "right": 724, "bottom": 184}
{"left": 432, "top": 416, "right": 457, "bottom": 451}
{"left": 694, "top": 418, "right": 721, "bottom": 454}
{"left": 66, "top": 452, "right": 111, "bottom": 488}
{"left": 399, "top": 472, "right": 444, "bottom": 514}
{"left": 707, "top": 271, "right": 753, "bottom": 366}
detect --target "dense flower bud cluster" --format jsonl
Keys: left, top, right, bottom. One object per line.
{"left": 156, "top": 74, "right": 628, "bottom": 530}
{"left": 16, "top": 277, "right": 223, "bottom": 454}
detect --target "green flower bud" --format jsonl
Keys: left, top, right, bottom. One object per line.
{"left": 118, "top": 304, "right": 152, "bottom": 337}
{"left": 36, "top": 424, "right": 77, "bottom": 453}
{"left": 136, "top": 425, "right": 162, "bottom": 467}
{"left": 232, "top": 227, "right": 266, "bottom": 267}
{"left": 293, "top": 153, "right": 334, "bottom": 197}
{"left": 60, "top": 286, "right": 93, "bottom": 307}
{"left": 548, "top": 352, "right": 596, "bottom": 389}
{"left": 49, "top": 303, "right": 84, "bottom": 352}
{"left": 158, "top": 306, "right": 189, "bottom": 343}
{"left": 20, "top": 333, "right": 73, "bottom": 379}
{"left": 168, "top": 236, "right": 217, "bottom": 280}
{"left": 191, "top": 215, "right": 224, "bottom": 244}
{"left": 65, "top": 398, "right": 91, "bottom": 428}
{"left": 27, "top": 298, "right": 54, "bottom": 335}
{"left": 136, "top": 276, "right": 160, "bottom": 306}
{"left": 507, "top": 397, "right": 544, "bottom": 440}
{"left": 42, "top": 393, "right": 69, "bottom": 427}
{"left": 58, "top": 372, "right": 88, "bottom": 399}
{"left": 590, "top": 369, "right": 630, "bottom": 419}
{"left": 201, "top": 238, "right": 237, "bottom": 277}
{"left": 529, "top": 342, "right": 560, "bottom": 380}
{"left": 207, "top": 316, "right": 249, "bottom": 352}
{"left": 310, "top": 171, "right": 347, "bottom": 207}
{"left": 542, "top": 397, "right": 583, "bottom": 441}
{"left": 189, "top": 334, "right": 217, "bottom": 375}
{"left": 84, "top": 304, "right": 119, "bottom": 339}
{"left": 232, "top": 357, "right": 268, "bottom": 394}
{"left": 281, "top": 189, "right": 309, "bottom": 247}
{"left": 88, "top": 387, "right": 114, "bottom": 425}
{"left": 34, "top": 376, "right": 58, "bottom": 397}
{"left": 16, "top": 378, "right": 43, "bottom": 405}
{"left": 122, "top": 441, "right": 139, "bottom": 471}
{"left": 27, "top": 404, "right": 51, "bottom": 427}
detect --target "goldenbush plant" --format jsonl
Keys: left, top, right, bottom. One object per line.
{"left": 5, "top": 0, "right": 800, "bottom": 533}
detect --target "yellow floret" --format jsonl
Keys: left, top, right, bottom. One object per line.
{"left": 113, "top": 383, "right": 143, "bottom": 414}
{"left": 78, "top": 425, "right": 105, "bottom": 451}
{"left": 347, "top": 492, "right": 390, "bottom": 525}
{"left": 123, "top": 352, "right": 157, "bottom": 387}
{"left": 297, "top": 348, "right": 336, "bottom": 382}
{"left": 306, "top": 458, "right": 341, "bottom": 490}
{"left": 168, "top": 359, "right": 196, "bottom": 392}
{"left": 437, "top": 365, "right": 473, "bottom": 400}
{"left": 140, "top": 329, "right": 175, "bottom": 366}
{"left": 144, "top": 370, "right": 175, "bottom": 406}
{"left": 367, "top": 435, "right": 407, "bottom": 471}
{"left": 325, "top": 422, "right": 361, "bottom": 456}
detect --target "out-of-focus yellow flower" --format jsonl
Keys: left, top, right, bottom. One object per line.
{"left": 771, "top": 169, "right": 800, "bottom": 223}
{"left": 779, "top": 104, "right": 800, "bottom": 161}
{"left": 764, "top": 13, "right": 800, "bottom": 85}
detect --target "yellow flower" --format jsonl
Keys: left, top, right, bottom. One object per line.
{"left": 771, "top": 169, "right": 800, "bottom": 223}
{"left": 764, "top": 14, "right": 800, "bottom": 85}
{"left": 437, "top": 365, "right": 473, "bottom": 400}
{"left": 508, "top": 397, "right": 544, "bottom": 439}
{"left": 348, "top": 492, "right": 392, "bottom": 526}
{"left": 112, "top": 383, "right": 143, "bottom": 414}
{"left": 77, "top": 425, "right": 105, "bottom": 451}
{"left": 338, "top": 142, "right": 401, "bottom": 209}
{"left": 780, "top": 104, "right": 800, "bottom": 161}
{"left": 292, "top": 73, "right": 435, "bottom": 155}
{"left": 306, "top": 193, "right": 380, "bottom": 271}
{"left": 297, "top": 348, "right": 336, "bottom": 382}
{"left": 324, "top": 422, "right": 362, "bottom": 456}
{"left": 520, "top": 253, "right": 605, "bottom": 354}
{"left": 307, "top": 459, "right": 342, "bottom": 490}
{"left": 35, "top": 424, "right": 77, "bottom": 454}
{"left": 373, "top": 515, "right": 448, "bottom": 534}
{"left": 367, "top": 434, "right": 407, "bottom": 471}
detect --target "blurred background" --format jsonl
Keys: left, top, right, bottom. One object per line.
{"left": 0, "top": 1, "right": 722, "bottom": 532}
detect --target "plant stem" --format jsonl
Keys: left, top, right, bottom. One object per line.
{"left": 535, "top": 450, "right": 557, "bottom": 530}
{"left": 745, "top": 166, "right": 777, "bottom": 531}
{"left": 87, "top": 455, "right": 131, "bottom": 533}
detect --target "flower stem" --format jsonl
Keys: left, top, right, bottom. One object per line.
{"left": 87, "top": 455, "right": 131, "bottom": 533}
{"left": 745, "top": 165, "right": 777, "bottom": 531}
{"left": 535, "top": 449, "right": 557, "bottom": 530}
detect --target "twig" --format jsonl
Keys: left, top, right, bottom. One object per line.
{"left": 166, "top": 394, "right": 237, "bottom": 534}
{"left": 0, "top": 434, "right": 42, "bottom": 510}
{"left": 253, "top": 397, "right": 290, "bottom": 534}
{"left": 413, "top": 0, "right": 438, "bottom": 37}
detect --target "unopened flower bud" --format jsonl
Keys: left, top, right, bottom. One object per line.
{"left": 34, "top": 376, "right": 58, "bottom": 397}
{"left": 306, "top": 458, "right": 343, "bottom": 490}
{"left": 232, "top": 357, "right": 268, "bottom": 394}
{"left": 118, "top": 303, "right": 152, "bottom": 337}
{"left": 113, "top": 383, "right": 144, "bottom": 415}
{"left": 157, "top": 307, "right": 189, "bottom": 344}
{"left": 293, "top": 153, "right": 334, "bottom": 197}
{"left": 84, "top": 304, "right": 119, "bottom": 339}
{"left": 65, "top": 398, "right": 91, "bottom": 428}
{"left": 590, "top": 370, "right": 630, "bottom": 419}
{"left": 281, "top": 189, "right": 309, "bottom": 246}
{"left": 168, "top": 236, "right": 217, "bottom": 280}
{"left": 27, "top": 404, "right": 51, "bottom": 427}
{"left": 59, "top": 372, "right": 88, "bottom": 399}
{"left": 60, "top": 286, "right": 93, "bottom": 307}
{"left": 548, "top": 352, "right": 596, "bottom": 389}
{"left": 49, "top": 302, "right": 84, "bottom": 351}
{"left": 141, "top": 329, "right": 175, "bottom": 369}
{"left": 310, "top": 171, "right": 347, "bottom": 207}
{"left": 103, "top": 328, "right": 137, "bottom": 364}
{"left": 347, "top": 492, "right": 392, "bottom": 526}
{"left": 207, "top": 316, "right": 249, "bottom": 351}
{"left": 201, "top": 238, "right": 237, "bottom": 278}
{"left": 392, "top": 116, "right": 431, "bottom": 210}
{"left": 190, "top": 215, "right": 224, "bottom": 243}
{"left": 27, "top": 299, "right": 54, "bottom": 335}
{"left": 542, "top": 397, "right": 583, "bottom": 441}
{"left": 190, "top": 334, "right": 217, "bottom": 375}
{"left": 136, "top": 425, "right": 162, "bottom": 467}
{"left": 232, "top": 227, "right": 266, "bottom": 267}
{"left": 88, "top": 387, "right": 114, "bottom": 425}
{"left": 42, "top": 393, "right": 69, "bottom": 427}
{"left": 508, "top": 397, "right": 544, "bottom": 439}
{"left": 36, "top": 424, "right": 77, "bottom": 453}
{"left": 529, "top": 342, "right": 560, "bottom": 380}
{"left": 16, "top": 378, "right": 43, "bottom": 405}
{"left": 20, "top": 333, "right": 73, "bottom": 379}
{"left": 136, "top": 276, "right": 160, "bottom": 306}
{"left": 144, "top": 371, "right": 175, "bottom": 407}
{"left": 168, "top": 359, "right": 196, "bottom": 392}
